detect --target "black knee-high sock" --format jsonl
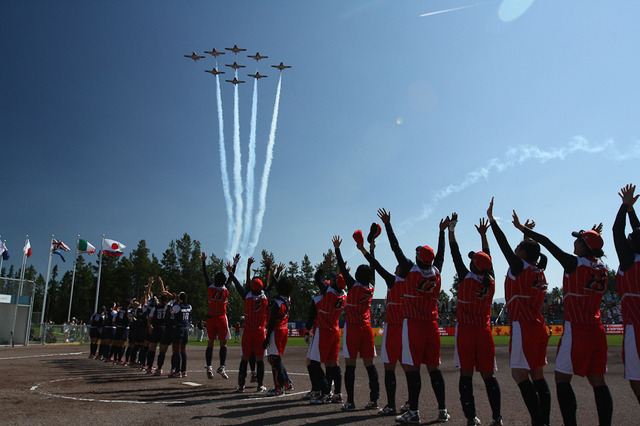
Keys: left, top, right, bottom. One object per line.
{"left": 281, "top": 362, "right": 290, "bottom": 384}
{"left": 181, "top": 352, "right": 187, "bottom": 372}
{"left": 533, "top": 379, "right": 551, "bottom": 425}
{"left": 307, "top": 364, "right": 318, "bottom": 391}
{"left": 385, "top": 369, "right": 397, "bottom": 408}
{"left": 311, "top": 361, "right": 329, "bottom": 394}
{"left": 220, "top": 346, "right": 227, "bottom": 367}
{"left": 146, "top": 350, "right": 156, "bottom": 369}
{"left": 90, "top": 343, "right": 97, "bottom": 356}
{"left": 257, "top": 360, "right": 265, "bottom": 386}
{"left": 430, "top": 369, "right": 446, "bottom": 410}
{"left": 138, "top": 346, "right": 148, "bottom": 365}
{"left": 593, "top": 385, "right": 613, "bottom": 426}
{"left": 125, "top": 347, "right": 132, "bottom": 363}
{"left": 171, "top": 353, "right": 180, "bottom": 371}
{"left": 518, "top": 380, "right": 543, "bottom": 426}
{"left": 405, "top": 370, "right": 421, "bottom": 411}
{"left": 238, "top": 359, "right": 248, "bottom": 387}
{"left": 131, "top": 346, "right": 139, "bottom": 364}
{"left": 98, "top": 343, "right": 106, "bottom": 357}
{"left": 459, "top": 376, "right": 476, "bottom": 421}
{"left": 484, "top": 377, "right": 501, "bottom": 420}
{"left": 345, "top": 365, "right": 356, "bottom": 403}
{"left": 556, "top": 382, "right": 577, "bottom": 426}
{"left": 366, "top": 365, "right": 379, "bottom": 402}
{"left": 157, "top": 352, "right": 166, "bottom": 369}
{"left": 118, "top": 346, "right": 125, "bottom": 361}
{"left": 275, "top": 357, "right": 285, "bottom": 387}
{"left": 249, "top": 354, "right": 256, "bottom": 373}
{"left": 332, "top": 366, "right": 342, "bottom": 394}
{"left": 205, "top": 346, "right": 213, "bottom": 366}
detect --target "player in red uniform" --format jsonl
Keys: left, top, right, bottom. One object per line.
{"left": 513, "top": 211, "right": 613, "bottom": 426}
{"left": 307, "top": 255, "right": 347, "bottom": 404}
{"left": 487, "top": 198, "right": 551, "bottom": 426}
{"left": 264, "top": 275, "right": 294, "bottom": 396}
{"left": 449, "top": 213, "right": 502, "bottom": 426}
{"left": 202, "top": 252, "right": 238, "bottom": 380}
{"left": 613, "top": 184, "right": 640, "bottom": 404}
{"left": 377, "top": 208, "right": 450, "bottom": 424}
{"left": 356, "top": 223, "right": 407, "bottom": 416}
{"left": 333, "top": 234, "right": 379, "bottom": 412}
{"left": 226, "top": 257, "right": 272, "bottom": 392}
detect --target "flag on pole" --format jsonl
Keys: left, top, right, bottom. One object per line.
{"left": 52, "top": 239, "right": 71, "bottom": 252}
{"left": 102, "top": 238, "right": 125, "bottom": 257}
{"left": 52, "top": 250, "right": 66, "bottom": 262}
{"left": 23, "top": 239, "right": 31, "bottom": 258}
{"left": 77, "top": 239, "right": 96, "bottom": 255}
{"left": 0, "top": 241, "right": 8, "bottom": 260}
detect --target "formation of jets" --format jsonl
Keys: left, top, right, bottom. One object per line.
{"left": 205, "top": 67, "right": 225, "bottom": 76}
{"left": 184, "top": 51, "right": 205, "bottom": 61}
{"left": 248, "top": 52, "right": 268, "bottom": 61}
{"left": 185, "top": 45, "right": 290, "bottom": 83}
{"left": 225, "top": 77, "right": 246, "bottom": 85}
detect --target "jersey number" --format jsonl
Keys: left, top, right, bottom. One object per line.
{"left": 583, "top": 272, "right": 607, "bottom": 293}
{"left": 416, "top": 277, "right": 437, "bottom": 294}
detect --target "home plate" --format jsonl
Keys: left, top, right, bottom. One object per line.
{"left": 182, "top": 382, "right": 202, "bottom": 387}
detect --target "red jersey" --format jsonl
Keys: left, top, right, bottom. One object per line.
{"left": 563, "top": 256, "right": 607, "bottom": 326}
{"left": 402, "top": 264, "right": 441, "bottom": 321}
{"left": 345, "top": 282, "right": 374, "bottom": 325}
{"left": 207, "top": 285, "right": 229, "bottom": 317}
{"left": 267, "top": 296, "right": 291, "bottom": 331}
{"left": 314, "top": 287, "right": 346, "bottom": 332}
{"left": 457, "top": 272, "right": 495, "bottom": 327}
{"left": 617, "top": 254, "right": 640, "bottom": 326}
{"left": 505, "top": 260, "right": 546, "bottom": 323}
{"left": 385, "top": 277, "right": 405, "bottom": 325}
{"left": 243, "top": 291, "right": 268, "bottom": 330}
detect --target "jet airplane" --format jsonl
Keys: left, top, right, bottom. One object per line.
{"left": 204, "top": 48, "right": 225, "bottom": 57}
{"left": 248, "top": 52, "right": 268, "bottom": 61}
{"left": 248, "top": 72, "right": 267, "bottom": 79}
{"left": 225, "top": 77, "right": 246, "bottom": 85}
{"left": 184, "top": 52, "right": 205, "bottom": 61}
{"left": 225, "top": 62, "right": 246, "bottom": 70}
{"left": 225, "top": 45, "right": 247, "bottom": 54}
{"left": 205, "top": 67, "right": 225, "bottom": 76}
{"left": 271, "top": 62, "right": 292, "bottom": 71}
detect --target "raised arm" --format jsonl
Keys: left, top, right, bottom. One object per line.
{"left": 513, "top": 210, "right": 577, "bottom": 273}
{"left": 226, "top": 254, "right": 240, "bottom": 288}
{"left": 314, "top": 253, "right": 334, "bottom": 294}
{"left": 202, "top": 252, "right": 212, "bottom": 287}
{"left": 333, "top": 235, "right": 355, "bottom": 288}
{"left": 487, "top": 198, "right": 523, "bottom": 275}
{"left": 246, "top": 257, "right": 254, "bottom": 289}
{"left": 225, "top": 261, "right": 247, "bottom": 299}
{"left": 448, "top": 213, "right": 469, "bottom": 277}
{"left": 357, "top": 240, "right": 395, "bottom": 287}
{"left": 614, "top": 184, "right": 638, "bottom": 271}
{"left": 433, "top": 217, "right": 449, "bottom": 272}
{"left": 378, "top": 208, "right": 413, "bottom": 277}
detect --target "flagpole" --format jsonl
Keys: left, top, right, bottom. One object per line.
{"left": 67, "top": 235, "right": 80, "bottom": 322}
{"left": 0, "top": 237, "right": 4, "bottom": 274}
{"left": 39, "top": 235, "right": 54, "bottom": 342}
{"left": 25, "top": 278, "right": 36, "bottom": 346}
{"left": 12, "top": 235, "right": 29, "bottom": 347}
{"left": 94, "top": 234, "right": 105, "bottom": 313}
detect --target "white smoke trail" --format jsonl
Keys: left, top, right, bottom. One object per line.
{"left": 249, "top": 74, "right": 282, "bottom": 253}
{"left": 240, "top": 78, "right": 259, "bottom": 259}
{"left": 230, "top": 69, "right": 244, "bottom": 256}
{"left": 215, "top": 74, "right": 234, "bottom": 259}
{"left": 399, "top": 137, "right": 640, "bottom": 231}
{"left": 420, "top": 1, "right": 493, "bottom": 17}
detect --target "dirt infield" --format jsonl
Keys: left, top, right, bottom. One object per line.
{"left": 0, "top": 343, "right": 636, "bottom": 425}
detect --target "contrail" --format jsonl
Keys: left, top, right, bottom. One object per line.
{"left": 240, "top": 78, "right": 259, "bottom": 259}
{"left": 215, "top": 74, "right": 234, "bottom": 259}
{"left": 399, "top": 137, "right": 640, "bottom": 232}
{"left": 249, "top": 74, "right": 282, "bottom": 253}
{"left": 230, "top": 69, "right": 244, "bottom": 256}
{"left": 420, "top": 1, "right": 493, "bottom": 17}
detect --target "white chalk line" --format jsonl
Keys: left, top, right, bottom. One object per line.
{"left": 0, "top": 351, "right": 85, "bottom": 360}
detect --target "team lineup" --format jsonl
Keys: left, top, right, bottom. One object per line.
{"left": 86, "top": 184, "right": 640, "bottom": 426}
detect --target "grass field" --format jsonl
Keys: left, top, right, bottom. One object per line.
{"left": 187, "top": 334, "right": 624, "bottom": 347}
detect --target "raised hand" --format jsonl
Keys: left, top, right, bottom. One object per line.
{"left": 233, "top": 254, "right": 241, "bottom": 264}
{"left": 332, "top": 235, "right": 342, "bottom": 249}
{"left": 449, "top": 212, "right": 458, "bottom": 231}
{"left": 619, "top": 184, "right": 639, "bottom": 211}
{"left": 524, "top": 219, "right": 536, "bottom": 230}
{"left": 475, "top": 218, "right": 490, "bottom": 235}
{"left": 377, "top": 208, "right": 391, "bottom": 224}
{"left": 591, "top": 222, "right": 604, "bottom": 234}
{"left": 512, "top": 210, "right": 525, "bottom": 232}
{"left": 201, "top": 252, "right": 207, "bottom": 262}
{"left": 277, "top": 263, "right": 285, "bottom": 274}
{"left": 247, "top": 257, "right": 255, "bottom": 266}
{"left": 224, "top": 261, "right": 233, "bottom": 273}
{"left": 487, "top": 197, "right": 495, "bottom": 222}
{"left": 439, "top": 216, "right": 450, "bottom": 232}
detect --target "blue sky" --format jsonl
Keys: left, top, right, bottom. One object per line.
{"left": 2, "top": 1, "right": 640, "bottom": 301}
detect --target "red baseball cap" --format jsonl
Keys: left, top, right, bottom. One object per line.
{"left": 571, "top": 230, "right": 604, "bottom": 251}
{"left": 416, "top": 245, "right": 435, "bottom": 264}
{"left": 250, "top": 278, "right": 263, "bottom": 292}
{"left": 353, "top": 230, "right": 364, "bottom": 245}
{"left": 471, "top": 251, "right": 492, "bottom": 272}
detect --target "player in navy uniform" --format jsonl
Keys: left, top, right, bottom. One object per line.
{"left": 113, "top": 300, "right": 132, "bottom": 365}
{"left": 102, "top": 303, "right": 118, "bottom": 362}
{"left": 89, "top": 307, "right": 105, "bottom": 359}
{"left": 170, "top": 291, "right": 192, "bottom": 378}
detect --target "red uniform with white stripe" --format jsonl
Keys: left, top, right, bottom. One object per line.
{"left": 206, "top": 285, "right": 230, "bottom": 341}
{"left": 267, "top": 296, "right": 290, "bottom": 356}
{"left": 381, "top": 277, "right": 405, "bottom": 365}
{"left": 555, "top": 256, "right": 608, "bottom": 376}
{"left": 617, "top": 254, "right": 640, "bottom": 380}
{"left": 343, "top": 282, "right": 375, "bottom": 359}
{"left": 310, "top": 288, "right": 346, "bottom": 362}
{"left": 505, "top": 261, "right": 549, "bottom": 370}
{"left": 454, "top": 272, "right": 496, "bottom": 371}
{"left": 385, "top": 277, "right": 405, "bottom": 325}
{"left": 241, "top": 291, "right": 268, "bottom": 357}
{"left": 401, "top": 265, "right": 442, "bottom": 366}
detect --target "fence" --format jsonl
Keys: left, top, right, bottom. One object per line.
{"left": 0, "top": 277, "right": 36, "bottom": 346}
